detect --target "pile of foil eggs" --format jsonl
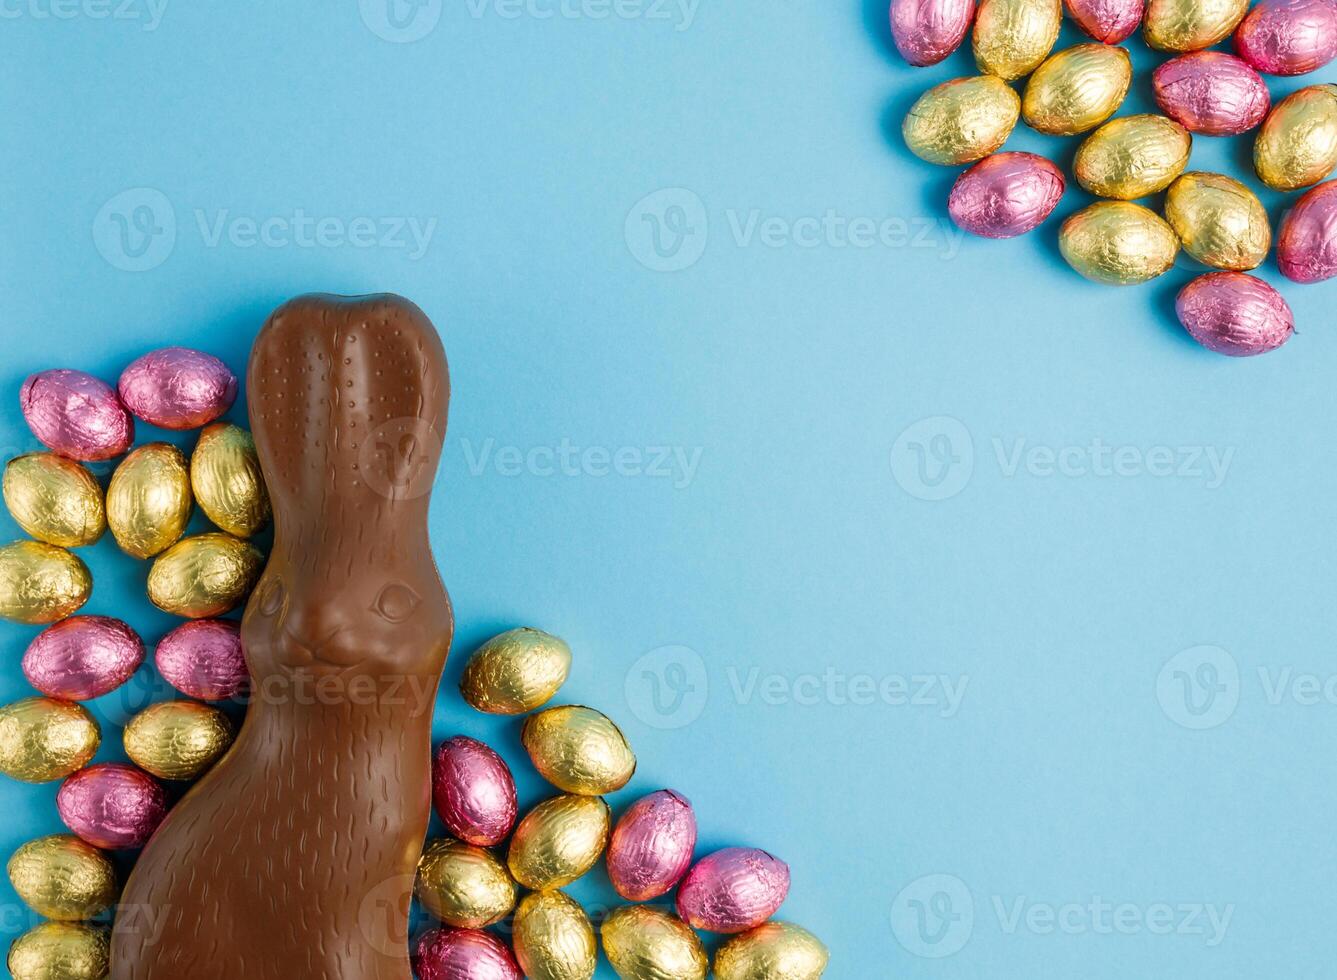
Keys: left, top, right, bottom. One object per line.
{"left": 893, "top": 0, "right": 1337, "bottom": 355}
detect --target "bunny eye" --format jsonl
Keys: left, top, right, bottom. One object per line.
{"left": 257, "top": 578, "right": 286, "bottom": 617}
{"left": 373, "top": 583, "right": 420, "bottom": 623}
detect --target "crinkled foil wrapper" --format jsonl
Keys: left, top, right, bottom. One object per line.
{"left": 1176, "top": 272, "right": 1294, "bottom": 356}
{"left": 1023, "top": 44, "right": 1132, "bottom": 135}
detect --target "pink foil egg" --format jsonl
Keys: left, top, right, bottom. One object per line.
{"left": 118, "top": 348, "right": 238, "bottom": 430}
{"left": 890, "top": 0, "right": 977, "bottom": 66}
{"left": 1153, "top": 51, "right": 1272, "bottom": 134}
{"left": 1235, "top": 0, "right": 1337, "bottom": 75}
{"left": 413, "top": 927, "right": 522, "bottom": 980}
{"left": 607, "top": 789, "right": 698, "bottom": 901}
{"left": 58, "top": 763, "right": 168, "bottom": 849}
{"left": 948, "top": 152, "right": 1066, "bottom": 239}
{"left": 1065, "top": 0, "right": 1144, "bottom": 43}
{"left": 154, "top": 619, "right": 248, "bottom": 701}
{"left": 20, "top": 370, "right": 133, "bottom": 461}
{"left": 432, "top": 736, "right": 518, "bottom": 847}
{"left": 1176, "top": 272, "right": 1295, "bottom": 355}
{"left": 1278, "top": 179, "right": 1337, "bottom": 282}
{"left": 676, "top": 847, "right": 791, "bottom": 934}
{"left": 22, "top": 616, "right": 145, "bottom": 701}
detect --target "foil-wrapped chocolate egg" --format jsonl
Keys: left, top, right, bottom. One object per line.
{"left": 1277, "top": 179, "right": 1337, "bottom": 281}
{"left": 459, "top": 627, "right": 572, "bottom": 715}
{"left": 601, "top": 905, "right": 708, "bottom": 980}
{"left": 1059, "top": 202, "right": 1180, "bottom": 285}
{"left": 1152, "top": 52, "right": 1271, "bottom": 135}
{"left": 123, "top": 701, "right": 234, "bottom": 781}
{"left": 891, "top": 0, "right": 976, "bottom": 66}
{"left": 154, "top": 619, "right": 248, "bottom": 700}
{"left": 1065, "top": 0, "right": 1143, "bottom": 42}
{"left": 20, "top": 370, "right": 132, "bottom": 462}
{"left": 106, "top": 443, "right": 192, "bottom": 559}
{"left": 415, "top": 838, "right": 518, "bottom": 929}
{"left": 1176, "top": 272, "right": 1294, "bottom": 355}
{"left": 0, "top": 541, "right": 92, "bottom": 624}
{"left": 57, "top": 763, "right": 167, "bottom": 849}
{"left": 713, "top": 922, "right": 830, "bottom": 980}
{"left": 1144, "top": 0, "right": 1248, "bottom": 49}
{"left": 3, "top": 454, "right": 105, "bottom": 548}
{"left": 1164, "top": 171, "right": 1271, "bottom": 270}
{"left": 7, "top": 922, "right": 110, "bottom": 980}
{"left": 432, "top": 736, "right": 518, "bottom": 846}
{"left": 190, "top": 423, "right": 270, "bottom": 538}
{"left": 117, "top": 347, "right": 237, "bottom": 430}
{"left": 902, "top": 75, "right": 1021, "bottom": 165}
{"left": 1074, "top": 114, "right": 1191, "bottom": 199}
{"left": 1254, "top": 84, "right": 1337, "bottom": 190}
{"left": 947, "top": 152, "right": 1065, "bottom": 239}
{"left": 512, "top": 890, "right": 597, "bottom": 980}
{"left": 607, "top": 790, "right": 698, "bottom": 901}
{"left": 1235, "top": 0, "right": 1337, "bottom": 75}
{"left": 676, "top": 848, "right": 791, "bottom": 934}
{"left": 522, "top": 705, "right": 636, "bottom": 796}
{"left": 147, "top": 532, "right": 264, "bottom": 619}
{"left": 413, "top": 927, "right": 522, "bottom": 980}
{"left": 7, "top": 834, "right": 119, "bottom": 920}
{"left": 22, "top": 616, "right": 145, "bottom": 701}
{"left": 0, "top": 697, "right": 100, "bottom": 783}
{"left": 508, "top": 794, "right": 611, "bottom": 891}
{"left": 972, "top": 0, "right": 1062, "bottom": 79}
{"left": 1022, "top": 44, "right": 1131, "bottom": 135}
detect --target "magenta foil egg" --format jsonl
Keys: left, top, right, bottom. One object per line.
{"left": 1176, "top": 272, "right": 1295, "bottom": 356}
{"left": 118, "top": 347, "right": 238, "bottom": 430}
{"left": 58, "top": 763, "right": 168, "bottom": 849}
{"left": 948, "top": 152, "right": 1066, "bottom": 239}
{"left": 413, "top": 927, "right": 522, "bottom": 980}
{"left": 22, "top": 616, "right": 145, "bottom": 701}
{"left": 890, "top": 0, "right": 976, "bottom": 66}
{"left": 607, "top": 789, "right": 698, "bottom": 901}
{"left": 431, "top": 736, "right": 518, "bottom": 847}
{"left": 1153, "top": 52, "right": 1272, "bottom": 134}
{"left": 1235, "top": 0, "right": 1337, "bottom": 75}
{"left": 20, "top": 370, "right": 133, "bottom": 461}
{"left": 154, "top": 619, "right": 249, "bottom": 700}
{"left": 1065, "top": 0, "right": 1144, "bottom": 43}
{"left": 1278, "top": 179, "right": 1337, "bottom": 282}
{"left": 676, "top": 847, "right": 791, "bottom": 934}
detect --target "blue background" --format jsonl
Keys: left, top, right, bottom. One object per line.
{"left": 2, "top": 1, "right": 1335, "bottom": 977}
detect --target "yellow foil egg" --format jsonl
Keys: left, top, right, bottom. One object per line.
{"left": 147, "top": 532, "right": 264, "bottom": 619}
{"left": 714, "top": 922, "right": 831, "bottom": 980}
{"left": 1164, "top": 172, "right": 1271, "bottom": 271}
{"left": 1059, "top": 201, "right": 1180, "bottom": 285}
{"left": 7, "top": 922, "right": 110, "bottom": 980}
{"left": 1254, "top": 85, "right": 1337, "bottom": 192}
{"left": 1074, "top": 114, "right": 1192, "bottom": 199}
{"left": 1144, "top": 0, "right": 1248, "bottom": 51}
{"left": 513, "top": 890, "right": 598, "bottom": 980}
{"left": 106, "top": 443, "right": 193, "bottom": 560}
{"left": 190, "top": 423, "right": 270, "bottom": 538}
{"left": 902, "top": 75, "right": 1021, "bottom": 166}
{"left": 508, "top": 794, "right": 611, "bottom": 890}
{"left": 414, "top": 838, "right": 517, "bottom": 929}
{"left": 972, "top": 0, "right": 1062, "bottom": 81}
{"left": 7, "top": 835, "right": 118, "bottom": 920}
{"left": 459, "top": 627, "right": 573, "bottom": 714}
{"left": 0, "top": 541, "right": 92, "bottom": 625}
{"left": 522, "top": 705, "right": 636, "bottom": 796}
{"left": 2, "top": 455, "right": 105, "bottom": 548}
{"left": 122, "top": 701, "right": 235, "bottom": 781}
{"left": 1023, "top": 44, "right": 1131, "bottom": 136}
{"left": 601, "top": 905, "right": 709, "bottom": 980}
{"left": 0, "top": 697, "right": 100, "bottom": 783}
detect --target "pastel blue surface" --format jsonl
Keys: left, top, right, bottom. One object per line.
{"left": 2, "top": 2, "right": 1335, "bottom": 977}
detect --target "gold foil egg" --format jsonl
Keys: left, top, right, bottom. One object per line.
{"left": 1059, "top": 201, "right": 1180, "bottom": 285}
{"left": 106, "top": 443, "right": 192, "bottom": 559}
{"left": 0, "top": 697, "right": 100, "bottom": 783}
{"left": 1254, "top": 85, "right": 1337, "bottom": 192}
{"left": 459, "top": 627, "right": 573, "bottom": 714}
{"left": 512, "top": 890, "right": 598, "bottom": 980}
{"left": 414, "top": 837, "right": 517, "bottom": 928}
{"left": 7, "top": 922, "right": 110, "bottom": 980}
{"left": 508, "top": 794, "right": 611, "bottom": 890}
{"left": 902, "top": 75, "right": 1021, "bottom": 166}
{"left": 2, "top": 455, "right": 105, "bottom": 548}
{"left": 1144, "top": 0, "right": 1248, "bottom": 51}
{"left": 147, "top": 532, "right": 264, "bottom": 618}
{"left": 1074, "top": 115, "right": 1192, "bottom": 199}
{"left": 122, "top": 701, "right": 234, "bottom": 780}
{"left": 190, "top": 423, "right": 270, "bottom": 538}
{"left": 1023, "top": 44, "right": 1131, "bottom": 136}
{"left": 1164, "top": 172, "right": 1271, "bottom": 271}
{"left": 601, "top": 905, "right": 709, "bottom": 980}
{"left": 972, "top": 0, "right": 1062, "bottom": 80}
{"left": 713, "top": 922, "right": 831, "bottom": 980}
{"left": 7, "top": 835, "right": 118, "bottom": 920}
{"left": 0, "top": 541, "right": 92, "bottom": 625}
{"left": 522, "top": 705, "right": 636, "bottom": 796}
